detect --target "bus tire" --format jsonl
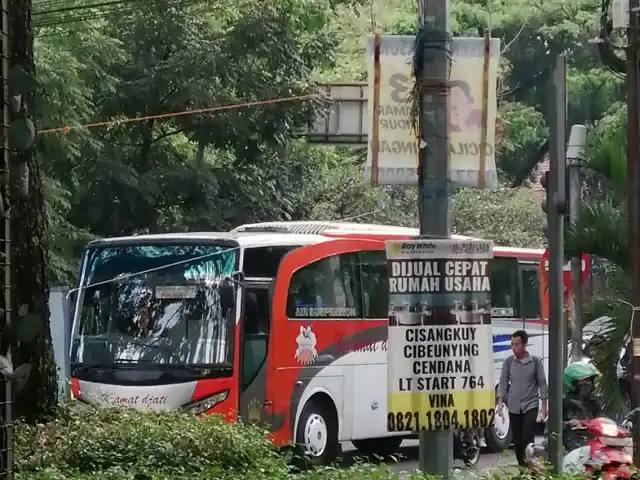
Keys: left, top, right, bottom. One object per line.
{"left": 352, "top": 436, "right": 403, "bottom": 457}
{"left": 295, "top": 399, "right": 340, "bottom": 466}
{"left": 485, "top": 388, "right": 512, "bottom": 452}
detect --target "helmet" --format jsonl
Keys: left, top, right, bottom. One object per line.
{"left": 563, "top": 362, "right": 600, "bottom": 393}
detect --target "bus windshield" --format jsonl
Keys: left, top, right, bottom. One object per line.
{"left": 70, "top": 243, "right": 237, "bottom": 367}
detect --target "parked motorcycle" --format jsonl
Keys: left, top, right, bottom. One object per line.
{"left": 454, "top": 429, "right": 480, "bottom": 466}
{"left": 526, "top": 407, "right": 640, "bottom": 479}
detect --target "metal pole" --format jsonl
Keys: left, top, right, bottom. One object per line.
{"left": 417, "top": 0, "right": 453, "bottom": 476}
{"left": 547, "top": 54, "right": 567, "bottom": 473}
{"left": 567, "top": 125, "right": 587, "bottom": 363}
{"left": 626, "top": 0, "right": 640, "bottom": 466}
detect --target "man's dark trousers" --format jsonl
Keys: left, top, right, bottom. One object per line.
{"left": 510, "top": 408, "right": 538, "bottom": 467}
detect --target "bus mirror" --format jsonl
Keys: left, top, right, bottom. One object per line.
{"left": 219, "top": 277, "right": 235, "bottom": 314}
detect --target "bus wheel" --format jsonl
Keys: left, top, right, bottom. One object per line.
{"left": 352, "top": 437, "right": 403, "bottom": 457}
{"left": 485, "top": 401, "right": 511, "bottom": 452}
{"left": 296, "top": 400, "right": 339, "bottom": 466}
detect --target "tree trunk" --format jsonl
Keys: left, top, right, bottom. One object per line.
{"left": 9, "top": 0, "right": 57, "bottom": 421}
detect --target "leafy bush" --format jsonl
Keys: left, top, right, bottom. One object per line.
{"left": 15, "top": 405, "right": 287, "bottom": 478}
{"left": 13, "top": 404, "right": 586, "bottom": 480}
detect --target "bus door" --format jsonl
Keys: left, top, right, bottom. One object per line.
{"left": 238, "top": 279, "right": 273, "bottom": 426}
{"left": 491, "top": 256, "right": 523, "bottom": 325}
{"left": 519, "top": 261, "right": 544, "bottom": 356}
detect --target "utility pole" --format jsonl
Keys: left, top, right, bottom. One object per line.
{"left": 417, "top": 0, "right": 453, "bottom": 476}
{"left": 568, "top": 125, "right": 587, "bottom": 363}
{"left": 547, "top": 54, "right": 567, "bottom": 473}
{"left": 625, "top": 0, "right": 640, "bottom": 466}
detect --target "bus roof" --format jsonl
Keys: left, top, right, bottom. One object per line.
{"left": 88, "top": 221, "right": 544, "bottom": 259}
{"left": 86, "top": 231, "right": 330, "bottom": 249}
{"left": 231, "top": 221, "right": 545, "bottom": 258}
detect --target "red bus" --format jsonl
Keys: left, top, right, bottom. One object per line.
{"left": 69, "top": 221, "right": 546, "bottom": 464}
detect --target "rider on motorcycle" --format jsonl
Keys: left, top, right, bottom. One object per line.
{"left": 563, "top": 362, "right": 601, "bottom": 449}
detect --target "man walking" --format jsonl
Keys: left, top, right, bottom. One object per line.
{"left": 497, "top": 330, "right": 548, "bottom": 468}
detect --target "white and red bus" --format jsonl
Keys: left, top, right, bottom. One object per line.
{"left": 69, "top": 221, "right": 547, "bottom": 463}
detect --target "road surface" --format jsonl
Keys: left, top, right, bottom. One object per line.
{"left": 341, "top": 439, "right": 520, "bottom": 477}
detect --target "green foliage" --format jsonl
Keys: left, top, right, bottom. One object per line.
{"left": 36, "top": 0, "right": 346, "bottom": 245}
{"left": 564, "top": 109, "right": 630, "bottom": 413}
{"left": 15, "top": 406, "right": 282, "bottom": 475}
{"left": 12, "top": 405, "right": 588, "bottom": 479}
{"left": 453, "top": 186, "right": 546, "bottom": 247}
{"left": 320, "top": 0, "right": 623, "bottom": 182}
{"left": 13, "top": 406, "right": 406, "bottom": 479}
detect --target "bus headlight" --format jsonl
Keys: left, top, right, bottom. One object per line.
{"left": 182, "top": 390, "right": 229, "bottom": 415}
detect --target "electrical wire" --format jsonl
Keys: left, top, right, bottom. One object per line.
{"left": 33, "top": 0, "right": 210, "bottom": 28}
{"left": 616, "top": 299, "right": 640, "bottom": 337}
{"left": 339, "top": 208, "right": 385, "bottom": 222}
{"left": 39, "top": 94, "right": 320, "bottom": 134}
{"left": 33, "top": 0, "right": 144, "bottom": 27}
{"left": 34, "top": 0, "right": 139, "bottom": 16}
{"left": 32, "top": 0, "right": 221, "bottom": 30}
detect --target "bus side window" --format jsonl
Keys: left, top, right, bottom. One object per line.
{"left": 359, "top": 251, "right": 388, "bottom": 319}
{"left": 243, "top": 246, "right": 299, "bottom": 277}
{"left": 520, "top": 264, "right": 541, "bottom": 318}
{"left": 286, "top": 253, "right": 363, "bottom": 319}
{"left": 491, "top": 257, "right": 521, "bottom": 317}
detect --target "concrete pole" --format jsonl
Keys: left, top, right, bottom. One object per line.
{"left": 567, "top": 125, "right": 587, "bottom": 363}
{"left": 547, "top": 54, "right": 567, "bottom": 473}
{"left": 416, "top": 0, "right": 453, "bottom": 476}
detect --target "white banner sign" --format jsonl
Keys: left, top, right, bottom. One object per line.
{"left": 365, "top": 36, "right": 500, "bottom": 187}
{"left": 385, "top": 239, "right": 495, "bottom": 432}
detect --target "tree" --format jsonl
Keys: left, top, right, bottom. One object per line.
{"left": 31, "top": 0, "right": 552, "bottom": 287}
{"left": 326, "top": 0, "right": 624, "bottom": 182}
{"left": 35, "top": 25, "right": 121, "bottom": 285}
{"left": 452, "top": 186, "right": 546, "bottom": 247}
{"left": 10, "top": 0, "right": 58, "bottom": 420}
{"left": 564, "top": 106, "right": 629, "bottom": 413}
{"left": 33, "top": 0, "right": 347, "bottom": 241}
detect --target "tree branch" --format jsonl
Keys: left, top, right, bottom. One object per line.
{"left": 500, "top": 66, "right": 551, "bottom": 100}
{"left": 152, "top": 128, "right": 185, "bottom": 143}
{"left": 501, "top": 16, "right": 529, "bottom": 56}
{"left": 511, "top": 139, "right": 550, "bottom": 187}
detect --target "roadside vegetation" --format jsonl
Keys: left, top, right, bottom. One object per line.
{"left": 14, "top": 405, "right": 583, "bottom": 480}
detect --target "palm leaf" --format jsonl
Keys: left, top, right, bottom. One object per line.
{"left": 565, "top": 199, "right": 628, "bottom": 271}
{"left": 585, "top": 130, "right": 627, "bottom": 202}
{"left": 584, "top": 296, "right": 631, "bottom": 415}
{"left": 573, "top": 112, "right": 630, "bottom": 414}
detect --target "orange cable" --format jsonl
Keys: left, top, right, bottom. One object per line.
{"left": 39, "top": 93, "right": 318, "bottom": 134}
